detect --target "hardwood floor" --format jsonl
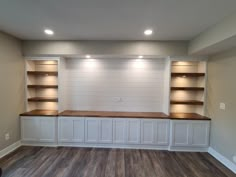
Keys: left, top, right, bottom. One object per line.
{"left": 0, "top": 146, "right": 235, "bottom": 177}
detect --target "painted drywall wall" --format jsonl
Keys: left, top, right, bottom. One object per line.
{"left": 189, "top": 12, "right": 236, "bottom": 55}
{"left": 207, "top": 47, "right": 236, "bottom": 164}
{"left": 0, "top": 31, "right": 24, "bottom": 151}
{"left": 22, "top": 40, "right": 188, "bottom": 57}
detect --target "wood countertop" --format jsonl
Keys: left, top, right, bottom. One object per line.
{"left": 20, "top": 110, "right": 58, "bottom": 117}
{"left": 169, "top": 113, "right": 211, "bottom": 120}
{"left": 20, "top": 110, "right": 211, "bottom": 120}
{"left": 59, "top": 110, "right": 168, "bottom": 119}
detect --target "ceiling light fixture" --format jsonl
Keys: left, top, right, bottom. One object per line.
{"left": 44, "top": 29, "right": 54, "bottom": 35}
{"left": 86, "top": 55, "right": 91, "bottom": 58}
{"left": 138, "top": 55, "right": 143, "bottom": 59}
{"left": 144, "top": 29, "right": 153, "bottom": 36}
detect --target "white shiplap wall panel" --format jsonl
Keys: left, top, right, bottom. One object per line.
{"left": 62, "top": 58, "right": 165, "bottom": 112}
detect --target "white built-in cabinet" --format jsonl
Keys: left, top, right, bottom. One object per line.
{"left": 21, "top": 116, "right": 57, "bottom": 143}
{"left": 141, "top": 119, "right": 169, "bottom": 145}
{"left": 99, "top": 119, "right": 113, "bottom": 143}
{"left": 85, "top": 118, "right": 113, "bottom": 144}
{"left": 58, "top": 118, "right": 171, "bottom": 146}
{"left": 58, "top": 117, "right": 85, "bottom": 143}
{"left": 126, "top": 119, "right": 141, "bottom": 144}
{"left": 170, "top": 120, "right": 210, "bottom": 147}
{"left": 21, "top": 116, "right": 210, "bottom": 151}
{"left": 113, "top": 119, "right": 126, "bottom": 144}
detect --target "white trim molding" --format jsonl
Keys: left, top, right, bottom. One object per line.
{"left": 0, "top": 141, "right": 21, "bottom": 159}
{"left": 208, "top": 147, "right": 236, "bottom": 174}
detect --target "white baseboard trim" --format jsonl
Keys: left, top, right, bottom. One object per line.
{"left": 0, "top": 141, "right": 21, "bottom": 159}
{"left": 169, "top": 146, "right": 208, "bottom": 152}
{"left": 208, "top": 147, "right": 236, "bottom": 174}
{"left": 21, "top": 141, "right": 210, "bottom": 152}
{"left": 21, "top": 142, "right": 58, "bottom": 147}
{"left": 58, "top": 143, "right": 169, "bottom": 150}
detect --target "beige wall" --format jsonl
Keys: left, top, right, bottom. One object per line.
{"left": 0, "top": 31, "right": 24, "bottom": 151}
{"left": 207, "top": 47, "right": 236, "bottom": 164}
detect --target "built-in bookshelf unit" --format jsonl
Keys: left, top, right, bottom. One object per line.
{"left": 25, "top": 58, "right": 59, "bottom": 113}
{"left": 170, "top": 60, "right": 206, "bottom": 115}
{"left": 23, "top": 57, "right": 208, "bottom": 117}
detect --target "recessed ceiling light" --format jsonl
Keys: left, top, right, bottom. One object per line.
{"left": 86, "top": 55, "right": 91, "bottom": 58}
{"left": 44, "top": 29, "right": 54, "bottom": 35}
{"left": 138, "top": 55, "right": 143, "bottom": 59}
{"left": 144, "top": 29, "right": 153, "bottom": 36}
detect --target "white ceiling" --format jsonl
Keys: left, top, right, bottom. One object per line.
{"left": 0, "top": 0, "right": 236, "bottom": 40}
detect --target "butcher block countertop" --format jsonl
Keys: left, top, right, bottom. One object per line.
{"left": 59, "top": 110, "right": 168, "bottom": 119}
{"left": 60, "top": 110, "right": 211, "bottom": 120}
{"left": 20, "top": 109, "right": 58, "bottom": 117}
{"left": 20, "top": 110, "right": 211, "bottom": 120}
{"left": 169, "top": 113, "right": 211, "bottom": 120}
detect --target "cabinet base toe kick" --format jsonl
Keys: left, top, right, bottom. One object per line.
{"left": 21, "top": 117, "right": 210, "bottom": 152}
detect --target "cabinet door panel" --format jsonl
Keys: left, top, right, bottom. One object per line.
{"left": 85, "top": 119, "right": 99, "bottom": 143}
{"left": 156, "top": 120, "right": 169, "bottom": 145}
{"left": 99, "top": 119, "right": 112, "bottom": 143}
{"left": 39, "top": 118, "right": 56, "bottom": 142}
{"left": 59, "top": 119, "right": 73, "bottom": 142}
{"left": 191, "top": 122, "right": 209, "bottom": 147}
{"left": 21, "top": 117, "right": 38, "bottom": 142}
{"left": 113, "top": 119, "right": 126, "bottom": 144}
{"left": 73, "top": 119, "right": 85, "bottom": 143}
{"left": 171, "top": 121, "right": 190, "bottom": 146}
{"left": 141, "top": 120, "right": 155, "bottom": 145}
{"left": 127, "top": 119, "right": 141, "bottom": 144}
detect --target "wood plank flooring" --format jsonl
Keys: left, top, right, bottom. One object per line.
{"left": 0, "top": 146, "right": 235, "bottom": 177}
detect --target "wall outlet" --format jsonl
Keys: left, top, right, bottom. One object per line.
{"left": 233, "top": 155, "right": 236, "bottom": 163}
{"left": 113, "top": 97, "right": 122, "bottom": 102}
{"left": 5, "top": 133, "right": 10, "bottom": 141}
{"left": 220, "top": 103, "right": 226, "bottom": 110}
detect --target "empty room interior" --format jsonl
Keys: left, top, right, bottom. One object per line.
{"left": 0, "top": 0, "right": 236, "bottom": 176}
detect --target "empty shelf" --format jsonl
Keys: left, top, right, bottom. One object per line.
{"left": 170, "top": 100, "right": 204, "bottom": 105}
{"left": 28, "top": 97, "right": 58, "bottom": 102}
{"left": 171, "top": 87, "right": 204, "bottom": 91}
{"left": 28, "top": 85, "right": 58, "bottom": 89}
{"left": 27, "top": 71, "right": 58, "bottom": 76}
{"left": 171, "top": 73, "right": 205, "bottom": 77}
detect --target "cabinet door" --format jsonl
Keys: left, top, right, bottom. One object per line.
{"left": 141, "top": 120, "right": 156, "bottom": 145}
{"left": 156, "top": 120, "right": 169, "bottom": 145}
{"left": 113, "top": 119, "right": 126, "bottom": 144}
{"left": 21, "top": 117, "right": 39, "bottom": 142}
{"left": 191, "top": 121, "right": 210, "bottom": 147}
{"left": 85, "top": 118, "right": 99, "bottom": 143}
{"left": 39, "top": 117, "right": 56, "bottom": 143}
{"left": 171, "top": 121, "right": 190, "bottom": 146}
{"left": 126, "top": 119, "right": 141, "bottom": 144}
{"left": 73, "top": 119, "right": 85, "bottom": 143}
{"left": 58, "top": 118, "right": 73, "bottom": 142}
{"left": 99, "top": 119, "right": 113, "bottom": 143}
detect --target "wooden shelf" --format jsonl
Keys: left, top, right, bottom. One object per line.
{"left": 28, "top": 97, "right": 58, "bottom": 102}
{"left": 171, "top": 87, "right": 204, "bottom": 91}
{"left": 171, "top": 73, "right": 205, "bottom": 77}
{"left": 27, "top": 71, "right": 58, "bottom": 76}
{"left": 28, "top": 85, "right": 58, "bottom": 89}
{"left": 170, "top": 100, "right": 204, "bottom": 105}
{"left": 20, "top": 109, "right": 58, "bottom": 116}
